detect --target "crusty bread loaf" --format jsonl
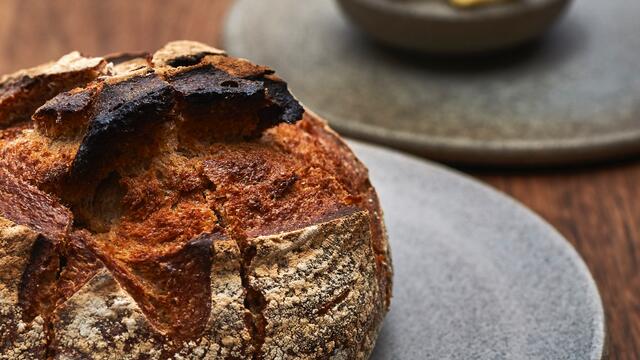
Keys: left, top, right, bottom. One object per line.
{"left": 0, "top": 41, "right": 392, "bottom": 360}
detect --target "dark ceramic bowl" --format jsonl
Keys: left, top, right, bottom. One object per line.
{"left": 336, "top": 0, "right": 573, "bottom": 54}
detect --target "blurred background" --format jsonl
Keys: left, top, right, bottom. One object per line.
{"left": 0, "top": 0, "right": 231, "bottom": 74}
{"left": 0, "top": 0, "right": 638, "bottom": 359}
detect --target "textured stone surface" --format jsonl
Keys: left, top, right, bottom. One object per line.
{"left": 348, "top": 141, "right": 605, "bottom": 359}
{"left": 225, "top": 0, "right": 640, "bottom": 165}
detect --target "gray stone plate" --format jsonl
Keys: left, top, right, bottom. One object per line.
{"left": 225, "top": 0, "right": 640, "bottom": 166}
{"left": 349, "top": 141, "right": 605, "bottom": 359}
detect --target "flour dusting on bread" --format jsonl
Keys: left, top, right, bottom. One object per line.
{"left": 0, "top": 41, "right": 391, "bottom": 359}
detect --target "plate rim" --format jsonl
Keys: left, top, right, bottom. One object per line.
{"left": 335, "top": 112, "right": 640, "bottom": 166}
{"left": 223, "top": 0, "right": 640, "bottom": 167}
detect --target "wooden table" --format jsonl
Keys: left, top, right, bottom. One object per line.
{"left": 0, "top": 1, "right": 637, "bottom": 358}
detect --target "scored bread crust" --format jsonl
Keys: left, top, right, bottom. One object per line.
{"left": 0, "top": 41, "right": 392, "bottom": 360}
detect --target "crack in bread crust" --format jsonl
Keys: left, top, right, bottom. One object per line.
{"left": 0, "top": 41, "right": 391, "bottom": 359}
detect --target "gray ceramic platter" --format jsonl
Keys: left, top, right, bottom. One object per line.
{"left": 348, "top": 141, "right": 605, "bottom": 359}
{"left": 225, "top": 0, "right": 640, "bottom": 166}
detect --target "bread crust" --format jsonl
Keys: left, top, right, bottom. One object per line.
{"left": 0, "top": 41, "right": 391, "bottom": 359}
{"left": 0, "top": 219, "right": 47, "bottom": 359}
{"left": 0, "top": 52, "right": 107, "bottom": 128}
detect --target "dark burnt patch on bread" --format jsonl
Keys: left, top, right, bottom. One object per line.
{"left": 168, "top": 65, "right": 263, "bottom": 103}
{"left": 0, "top": 52, "right": 107, "bottom": 128}
{"left": 32, "top": 56, "right": 303, "bottom": 181}
{"left": 167, "top": 65, "right": 268, "bottom": 140}
{"left": 71, "top": 73, "right": 175, "bottom": 179}
{"left": 260, "top": 77, "right": 304, "bottom": 126}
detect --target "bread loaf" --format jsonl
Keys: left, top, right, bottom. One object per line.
{"left": 0, "top": 41, "right": 392, "bottom": 360}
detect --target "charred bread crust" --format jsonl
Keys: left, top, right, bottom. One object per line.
{"left": 70, "top": 73, "right": 176, "bottom": 179}
{"left": 0, "top": 52, "right": 107, "bottom": 128}
{"left": 0, "top": 41, "right": 391, "bottom": 359}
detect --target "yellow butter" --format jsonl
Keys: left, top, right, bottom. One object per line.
{"left": 449, "top": 0, "right": 514, "bottom": 8}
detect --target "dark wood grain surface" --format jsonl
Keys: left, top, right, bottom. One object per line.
{"left": 0, "top": 1, "right": 637, "bottom": 358}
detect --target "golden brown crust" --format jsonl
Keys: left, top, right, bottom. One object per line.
{"left": 270, "top": 112, "right": 392, "bottom": 306}
{"left": 0, "top": 167, "right": 71, "bottom": 242}
{"left": 0, "top": 41, "right": 391, "bottom": 359}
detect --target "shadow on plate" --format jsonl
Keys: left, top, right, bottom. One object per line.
{"left": 347, "top": 15, "right": 588, "bottom": 75}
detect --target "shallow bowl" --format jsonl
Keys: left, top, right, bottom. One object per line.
{"left": 337, "top": 0, "right": 573, "bottom": 53}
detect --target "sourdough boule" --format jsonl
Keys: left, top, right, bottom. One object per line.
{"left": 0, "top": 41, "right": 392, "bottom": 360}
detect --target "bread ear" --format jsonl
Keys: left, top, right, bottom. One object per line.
{"left": 0, "top": 52, "right": 107, "bottom": 128}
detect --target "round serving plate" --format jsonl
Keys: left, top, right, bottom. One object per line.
{"left": 225, "top": 0, "right": 640, "bottom": 166}
{"left": 348, "top": 141, "right": 605, "bottom": 358}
